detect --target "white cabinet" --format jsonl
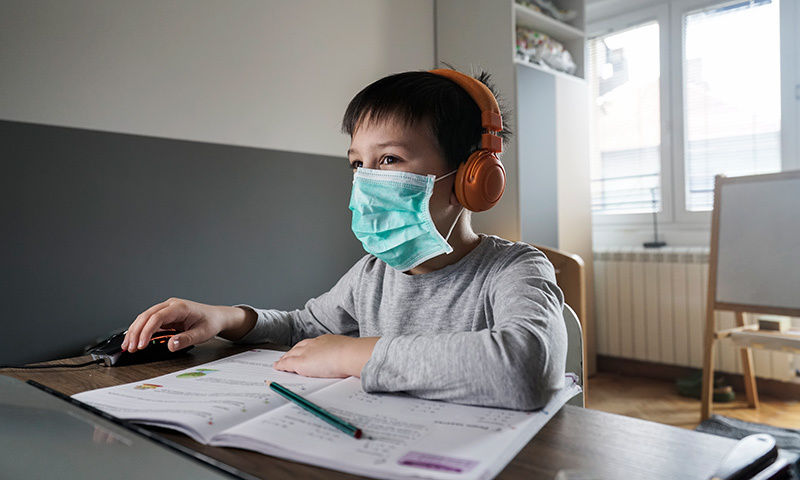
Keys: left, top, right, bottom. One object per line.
{"left": 436, "top": 0, "right": 596, "bottom": 373}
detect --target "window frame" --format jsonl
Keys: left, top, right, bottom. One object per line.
{"left": 588, "top": 0, "right": 797, "bottom": 241}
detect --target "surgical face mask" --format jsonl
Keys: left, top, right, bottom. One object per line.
{"left": 349, "top": 168, "right": 463, "bottom": 272}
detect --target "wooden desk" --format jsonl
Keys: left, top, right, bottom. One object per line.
{"left": 3, "top": 340, "right": 737, "bottom": 480}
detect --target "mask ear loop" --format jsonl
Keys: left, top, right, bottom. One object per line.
{"left": 434, "top": 170, "right": 458, "bottom": 182}
{"left": 443, "top": 206, "right": 465, "bottom": 246}
{"left": 435, "top": 169, "right": 464, "bottom": 247}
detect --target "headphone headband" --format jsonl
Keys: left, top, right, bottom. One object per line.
{"left": 430, "top": 69, "right": 503, "bottom": 153}
{"left": 429, "top": 68, "right": 506, "bottom": 212}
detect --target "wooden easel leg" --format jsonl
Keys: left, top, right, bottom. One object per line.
{"left": 736, "top": 312, "right": 760, "bottom": 409}
{"left": 739, "top": 348, "right": 759, "bottom": 408}
{"left": 701, "top": 302, "right": 720, "bottom": 421}
{"left": 701, "top": 335, "right": 716, "bottom": 421}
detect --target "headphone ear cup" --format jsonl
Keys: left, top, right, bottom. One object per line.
{"left": 455, "top": 150, "right": 506, "bottom": 212}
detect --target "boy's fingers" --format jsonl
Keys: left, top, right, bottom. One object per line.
{"left": 272, "top": 356, "right": 296, "bottom": 373}
{"left": 170, "top": 331, "right": 196, "bottom": 351}
{"left": 168, "top": 320, "right": 216, "bottom": 351}
{"left": 168, "top": 335, "right": 184, "bottom": 352}
{"left": 123, "top": 300, "right": 175, "bottom": 352}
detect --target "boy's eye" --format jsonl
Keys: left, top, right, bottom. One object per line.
{"left": 349, "top": 160, "right": 363, "bottom": 170}
{"left": 380, "top": 155, "right": 399, "bottom": 165}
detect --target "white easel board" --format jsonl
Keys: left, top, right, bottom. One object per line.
{"left": 714, "top": 171, "right": 800, "bottom": 314}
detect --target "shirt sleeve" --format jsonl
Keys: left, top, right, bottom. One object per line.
{"left": 360, "top": 249, "right": 567, "bottom": 411}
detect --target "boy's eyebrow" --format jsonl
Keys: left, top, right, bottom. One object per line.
{"left": 347, "top": 141, "right": 411, "bottom": 157}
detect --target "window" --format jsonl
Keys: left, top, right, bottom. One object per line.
{"left": 589, "top": 23, "right": 662, "bottom": 214}
{"left": 682, "top": 0, "right": 782, "bottom": 211}
{"left": 589, "top": 0, "right": 783, "bottom": 222}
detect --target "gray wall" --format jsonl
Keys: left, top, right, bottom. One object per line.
{"left": 1, "top": 120, "right": 364, "bottom": 364}
{"left": 0, "top": 0, "right": 436, "bottom": 364}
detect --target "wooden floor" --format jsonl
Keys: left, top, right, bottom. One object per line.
{"left": 586, "top": 372, "right": 800, "bottom": 431}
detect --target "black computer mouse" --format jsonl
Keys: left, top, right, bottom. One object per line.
{"left": 87, "top": 331, "right": 194, "bottom": 366}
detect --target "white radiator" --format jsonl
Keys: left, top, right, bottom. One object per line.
{"left": 594, "top": 247, "right": 795, "bottom": 381}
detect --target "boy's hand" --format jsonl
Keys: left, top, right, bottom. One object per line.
{"left": 122, "top": 298, "right": 256, "bottom": 353}
{"left": 273, "top": 335, "right": 379, "bottom": 378}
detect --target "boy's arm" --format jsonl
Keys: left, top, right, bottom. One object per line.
{"left": 272, "top": 335, "right": 379, "bottom": 378}
{"left": 361, "top": 254, "right": 567, "bottom": 411}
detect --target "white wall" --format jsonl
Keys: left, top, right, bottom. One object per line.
{"left": 0, "top": 0, "right": 435, "bottom": 157}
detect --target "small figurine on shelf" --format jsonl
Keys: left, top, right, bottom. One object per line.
{"left": 516, "top": 26, "right": 577, "bottom": 75}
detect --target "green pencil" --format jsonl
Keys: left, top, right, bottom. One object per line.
{"left": 269, "top": 381, "right": 363, "bottom": 439}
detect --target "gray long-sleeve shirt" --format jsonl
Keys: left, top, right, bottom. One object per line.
{"left": 238, "top": 234, "right": 566, "bottom": 411}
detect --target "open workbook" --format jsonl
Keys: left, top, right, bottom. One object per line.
{"left": 74, "top": 349, "right": 580, "bottom": 480}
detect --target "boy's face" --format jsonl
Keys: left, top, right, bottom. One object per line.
{"left": 347, "top": 115, "right": 460, "bottom": 234}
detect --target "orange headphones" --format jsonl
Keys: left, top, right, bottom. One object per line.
{"left": 430, "top": 69, "right": 506, "bottom": 212}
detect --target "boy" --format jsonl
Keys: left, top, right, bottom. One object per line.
{"left": 122, "top": 69, "right": 566, "bottom": 411}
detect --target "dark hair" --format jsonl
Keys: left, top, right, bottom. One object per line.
{"left": 341, "top": 70, "right": 512, "bottom": 170}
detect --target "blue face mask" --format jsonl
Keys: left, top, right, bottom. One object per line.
{"left": 349, "top": 168, "right": 462, "bottom": 272}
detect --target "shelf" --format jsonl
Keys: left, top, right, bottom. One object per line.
{"left": 514, "top": 3, "right": 584, "bottom": 44}
{"left": 514, "top": 2, "right": 586, "bottom": 80}
{"left": 514, "top": 58, "right": 586, "bottom": 83}
{"left": 729, "top": 328, "right": 800, "bottom": 355}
